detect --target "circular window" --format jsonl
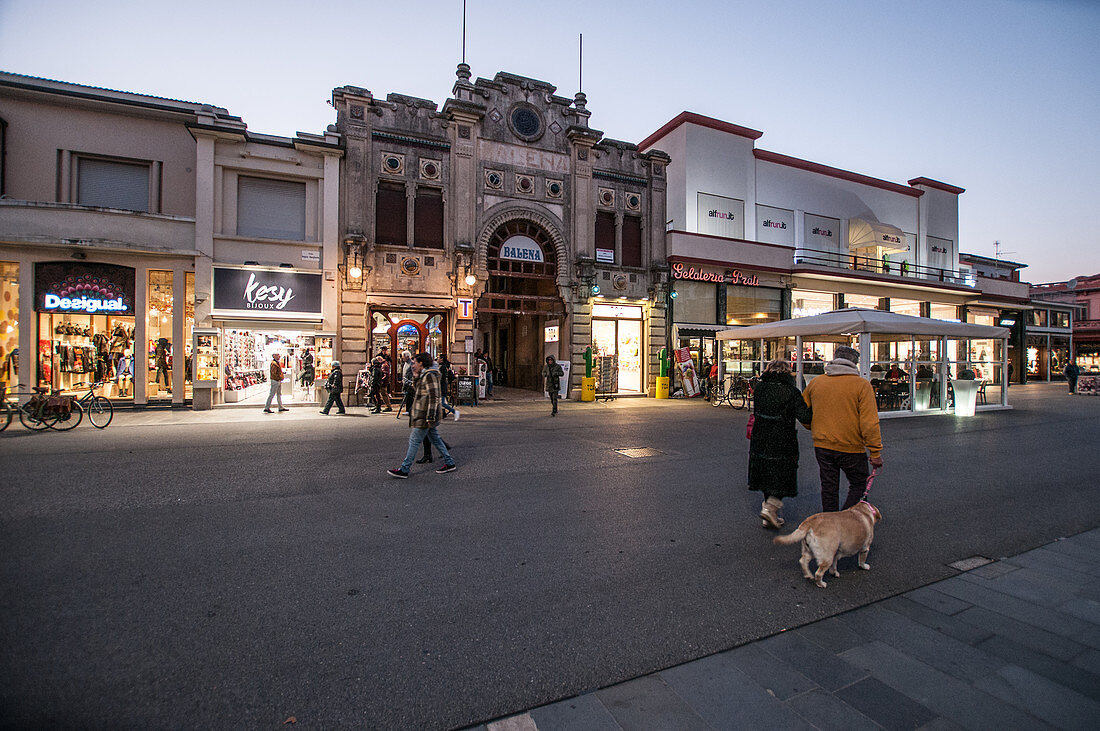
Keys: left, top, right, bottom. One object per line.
{"left": 628, "top": 194, "right": 640, "bottom": 208}
{"left": 400, "top": 256, "right": 420, "bottom": 275}
{"left": 509, "top": 104, "right": 544, "bottom": 141}
{"left": 601, "top": 190, "right": 614, "bottom": 205}
{"left": 548, "top": 181, "right": 562, "bottom": 197}
{"left": 486, "top": 171, "right": 502, "bottom": 188}
{"left": 422, "top": 161, "right": 438, "bottom": 178}
{"left": 385, "top": 156, "right": 401, "bottom": 171}
{"left": 517, "top": 176, "right": 533, "bottom": 193}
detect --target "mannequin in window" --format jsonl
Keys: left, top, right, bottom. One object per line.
{"left": 299, "top": 348, "right": 316, "bottom": 401}
{"left": 155, "top": 337, "right": 171, "bottom": 393}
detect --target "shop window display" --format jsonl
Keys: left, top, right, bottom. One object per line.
{"left": 147, "top": 270, "right": 174, "bottom": 399}
{"left": 1, "top": 262, "right": 18, "bottom": 393}
{"left": 38, "top": 311, "right": 135, "bottom": 398}
{"left": 791, "top": 290, "right": 835, "bottom": 319}
{"left": 221, "top": 329, "right": 331, "bottom": 404}
{"left": 184, "top": 272, "right": 195, "bottom": 400}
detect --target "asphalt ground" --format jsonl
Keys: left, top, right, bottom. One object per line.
{"left": 0, "top": 383, "right": 1097, "bottom": 728}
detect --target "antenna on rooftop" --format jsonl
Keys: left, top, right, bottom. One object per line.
{"left": 579, "top": 33, "right": 583, "bottom": 93}
{"left": 462, "top": 0, "right": 467, "bottom": 64}
{"left": 993, "top": 240, "right": 1015, "bottom": 261}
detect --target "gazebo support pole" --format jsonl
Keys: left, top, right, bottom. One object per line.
{"left": 795, "top": 336, "right": 803, "bottom": 386}
{"left": 858, "top": 333, "right": 871, "bottom": 379}
{"left": 939, "top": 336, "right": 948, "bottom": 411}
{"left": 910, "top": 336, "right": 916, "bottom": 413}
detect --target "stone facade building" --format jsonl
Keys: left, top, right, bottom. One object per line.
{"left": 331, "top": 66, "right": 670, "bottom": 396}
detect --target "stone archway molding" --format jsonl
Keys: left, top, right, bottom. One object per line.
{"left": 475, "top": 202, "right": 570, "bottom": 287}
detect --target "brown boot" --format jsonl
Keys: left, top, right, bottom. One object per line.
{"left": 760, "top": 497, "right": 785, "bottom": 530}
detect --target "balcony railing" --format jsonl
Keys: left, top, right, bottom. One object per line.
{"left": 793, "top": 247, "right": 970, "bottom": 286}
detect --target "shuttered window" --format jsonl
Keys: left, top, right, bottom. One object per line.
{"left": 413, "top": 188, "right": 444, "bottom": 248}
{"left": 237, "top": 176, "right": 306, "bottom": 240}
{"left": 595, "top": 211, "right": 616, "bottom": 262}
{"left": 622, "top": 216, "right": 642, "bottom": 268}
{"left": 376, "top": 182, "right": 407, "bottom": 245}
{"left": 77, "top": 158, "right": 150, "bottom": 212}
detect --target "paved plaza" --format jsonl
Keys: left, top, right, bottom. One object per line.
{"left": 1, "top": 383, "right": 1098, "bottom": 729}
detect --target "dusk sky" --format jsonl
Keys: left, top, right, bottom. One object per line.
{"left": 1, "top": 0, "right": 1096, "bottom": 284}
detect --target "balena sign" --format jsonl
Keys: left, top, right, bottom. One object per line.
{"left": 213, "top": 266, "right": 322, "bottom": 317}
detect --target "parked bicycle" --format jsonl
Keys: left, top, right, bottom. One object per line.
{"left": 0, "top": 385, "right": 12, "bottom": 431}
{"left": 711, "top": 374, "right": 758, "bottom": 410}
{"left": 72, "top": 381, "right": 114, "bottom": 429}
{"left": 16, "top": 386, "right": 82, "bottom": 430}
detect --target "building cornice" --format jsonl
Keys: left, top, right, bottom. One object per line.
{"left": 639, "top": 111, "right": 763, "bottom": 151}
{"left": 754, "top": 149, "right": 923, "bottom": 198}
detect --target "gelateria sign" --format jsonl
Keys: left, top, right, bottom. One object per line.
{"left": 671, "top": 262, "right": 759, "bottom": 286}
{"left": 35, "top": 262, "right": 135, "bottom": 314}
{"left": 213, "top": 266, "right": 323, "bottom": 320}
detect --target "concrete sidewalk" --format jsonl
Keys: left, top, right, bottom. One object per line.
{"left": 479, "top": 529, "right": 1100, "bottom": 731}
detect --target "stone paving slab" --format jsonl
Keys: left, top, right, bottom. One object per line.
{"left": 482, "top": 529, "right": 1100, "bottom": 730}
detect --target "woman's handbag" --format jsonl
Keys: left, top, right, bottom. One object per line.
{"left": 745, "top": 413, "right": 755, "bottom": 440}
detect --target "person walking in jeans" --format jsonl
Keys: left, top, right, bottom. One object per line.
{"left": 801, "top": 345, "right": 883, "bottom": 511}
{"left": 542, "top": 355, "right": 564, "bottom": 416}
{"left": 264, "top": 352, "right": 288, "bottom": 413}
{"left": 388, "top": 353, "right": 456, "bottom": 478}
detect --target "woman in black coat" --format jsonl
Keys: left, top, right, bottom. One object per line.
{"left": 748, "top": 359, "right": 812, "bottom": 529}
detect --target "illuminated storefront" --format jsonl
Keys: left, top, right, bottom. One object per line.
{"left": 591, "top": 302, "right": 645, "bottom": 393}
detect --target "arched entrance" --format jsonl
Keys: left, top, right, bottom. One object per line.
{"left": 368, "top": 311, "right": 446, "bottom": 390}
{"left": 478, "top": 219, "right": 565, "bottom": 391}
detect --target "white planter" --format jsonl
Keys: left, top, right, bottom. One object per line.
{"left": 951, "top": 379, "right": 979, "bottom": 417}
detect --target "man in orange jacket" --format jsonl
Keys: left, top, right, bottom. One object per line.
{"left": 802, "top": 345, "right": 883, "bottom": 511}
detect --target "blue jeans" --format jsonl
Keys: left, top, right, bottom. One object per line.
{"left": 441, "top": 392, "right": 456, "bottom": 416}
{"left": 486, "top": 371, "right": 493, "bottom": 396}
{"left": 401, "top": 426, "right": 454, "bottom": 471}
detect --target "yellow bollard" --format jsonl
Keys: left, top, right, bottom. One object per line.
{"left": 581, "top": 377, "right": 596, "bottom": 402}
{"left": 655, "top": 376, "right": 670, "bottom": 399}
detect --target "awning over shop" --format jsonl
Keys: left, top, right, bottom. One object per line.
{"left": 366, "top": 293, "right": 454, "bottom": 310}
{"left": 716, "top": 308, "right": 1009, "bottom": 340}
{"left": 675, "top": 323, "right": 728, "bottom": 337}
{"left": 848, "top": 218, "right": 909, "bottom": 254}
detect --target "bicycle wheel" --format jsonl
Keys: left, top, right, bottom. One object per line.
{"left": 0, "top": 400, "right": 11, "bottom": 432}
{"left": 49, "top": 400, "right": 83, "bottom": 431}
{"left": 87, "top": 396, "right": 114, "bottom": 428}
{"left": 19, "top": 402, "right": 57, "bottom": 430}
{"left": 733, "top": 388, "right": 749, "bottom": 410}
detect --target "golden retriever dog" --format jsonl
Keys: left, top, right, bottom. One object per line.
{"left": 773, "top": 501, "right": 882, "bottom": 588}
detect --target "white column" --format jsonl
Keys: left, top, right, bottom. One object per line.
{"left": 858, "top": 334, "right": 871, "bottom": 379}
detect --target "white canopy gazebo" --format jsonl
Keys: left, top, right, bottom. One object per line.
{"left": 716, "top": 308, "right": 1011, "bottom": 416}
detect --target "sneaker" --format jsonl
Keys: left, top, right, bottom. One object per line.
{"left": 387, "top": 468, "right": 409, "bottom": 479}
{"left": 319, "top": 411, "right": 328, "bottom": 415}
{"left": 263, "top": 409, "right": 274, "bottom": 413}
{"left": 278, "top": 408, "right": 289, "bottom": 412}
{"left": 435, "top": 463, "right": 457, "bottom": 474}
{"left": 453, "top": 409, "right": 460, "bottom": 421}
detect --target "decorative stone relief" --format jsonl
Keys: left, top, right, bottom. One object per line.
{"left": 515, "top": 174, "right": 535, "bottom": 195}
{"left": 381, "top": 153, "right": 405, "bottom": 176}
{"left": 420, "top": 159, "right": 441, "bottom": 180}
{"left": 546, "top": 180, "right": 563, "bottom": 199}
{"left": 626, "top": 192, "right": 641, "bottom": 211}
{"left": 598, "top": 187, "right": 615, "bottom": 207}
{"left": 485, "top": 169, "right": 504, "bottom": 190}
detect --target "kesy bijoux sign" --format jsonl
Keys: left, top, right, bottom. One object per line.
{"left": 212, "top": 266, "right": 323, "bottom": 319}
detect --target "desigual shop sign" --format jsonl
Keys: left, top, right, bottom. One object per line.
{"left": 671, "top": 262, "right": 759, "bottom": 286}
{"left": 213, "top": 266, "right": 323, "bottom": 319}
{"left": 35, "top": 262, "right": 136, "bottom": 314}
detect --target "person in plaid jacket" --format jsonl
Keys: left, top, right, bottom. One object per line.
{"left": 388, "top": 353, "right": 456, "bottom": 478}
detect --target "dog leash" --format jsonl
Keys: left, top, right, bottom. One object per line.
{"left": 861, "top": 467, "right": 880, "bottom": 503}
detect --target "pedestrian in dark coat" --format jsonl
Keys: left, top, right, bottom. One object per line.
{"left": 749, "top": 359, "right": 812, "bottom": 529}
{"left": 320, "top": 361, "right": 345, "bottom": 415}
